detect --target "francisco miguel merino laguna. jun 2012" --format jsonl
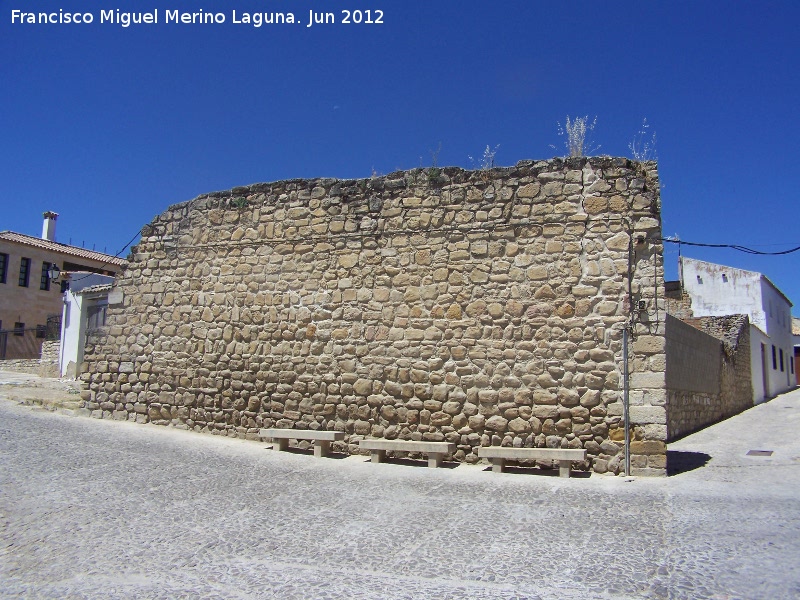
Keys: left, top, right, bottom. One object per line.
{"left": 10, "top": 8, "right": 385, "bottom": 27}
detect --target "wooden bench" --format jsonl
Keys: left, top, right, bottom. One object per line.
{"left": 478, "top": 447, "right": 587, "bottom": 478}
{"left": 358, "top": 439, "right": 456, "bottom": 468}
{"left": 259, "top": 428, "right": 344, "bottom": 458}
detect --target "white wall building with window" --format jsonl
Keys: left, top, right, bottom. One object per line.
{"left": 59, "top": 274, "right": 114, "bottom": 378}
{"left": 680, "top": 257, "right": 796, "bottom": 402}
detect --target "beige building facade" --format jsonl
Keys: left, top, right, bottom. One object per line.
{"left": 0, "top": 213, "right": 126, "bottom": 358}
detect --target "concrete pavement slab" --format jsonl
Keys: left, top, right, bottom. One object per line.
{"left": 1, "top": 372, "right": 799, "bottom": 599}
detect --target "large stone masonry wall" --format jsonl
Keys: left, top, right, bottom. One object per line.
{"left": 81, "top": 157, "right": 666, "bottom": 475}
{"left": 665, "top": 314, "right": 752, "bottom": 440}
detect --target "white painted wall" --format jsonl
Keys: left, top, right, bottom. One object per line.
{"left": 758, "top": 277, "right": 795, "bottom": 396}
{"left": 59, "top": 289, "right": 85, "bottom": 378}
{"left": 749, "top": 325, "right": 770, "bottom": 404}
{"left": 681, "top": 258, "right": 766, "bottom": 328}
{"left": 681, "top": 257, "right": 795, "bottom": 400}
{"left": 59, "top": 274, "right": 114, "bottom": 378}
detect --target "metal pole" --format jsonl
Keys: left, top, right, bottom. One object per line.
{"left": 622, "top": 324, "right": 631, "bottom": 477}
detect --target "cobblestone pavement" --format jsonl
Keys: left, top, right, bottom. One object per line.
{"left": 2, "top": 372, "right": 799, "bottom": 599}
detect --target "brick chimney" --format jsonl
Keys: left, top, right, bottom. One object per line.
{"left": 42, "top": 211, "right": 58, "bottom": 241}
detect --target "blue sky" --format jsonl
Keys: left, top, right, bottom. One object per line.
{"left": 2, "top": 1, "right": 798, "bottom": 312}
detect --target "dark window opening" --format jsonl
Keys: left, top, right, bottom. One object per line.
{"left": 0, "top": 253, "right": 8, "bottom": 284}
{"left": 40, "top": 262, "right": 51, "bottom": 291}
{"left": 779, "top": 349, "right": 784, "bottom": 372}
{"left": 45, "top": 314, "right": 61, "bottom": 341}
{"left": 18, "top": 257, "right": 30, "bottom": 287}
{"left": 35, "top": 325, "right": 46, "bottom": 339}
{"left": 772, "top": 346, "right": 777, "bottom": 370}
{"left": 13, "top": 322, "right": 24, "bottom": 336}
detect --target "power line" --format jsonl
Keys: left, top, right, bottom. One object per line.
{"left": 659, "top": 237, "right": 800, "bottom": 256}
{"left": 69, "top": 229, "right": 141, "bottom": 283}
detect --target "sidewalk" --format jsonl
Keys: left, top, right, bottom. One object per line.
{"left": 0, "top": 369, "right": 83, "bottom": 413}
{"left": 2, "top": 371, "right": 799, "bottom": 599}
{"left": 666, "top": 386, "right": 800, "bottom": 495}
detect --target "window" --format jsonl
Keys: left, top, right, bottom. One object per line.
{"left": 87, "top": 300, "right": 108, "bottom": 330}
{"left": 40, "top": 262, "right": 51, "bottom": 291}
{"left": 35, "top": 325, "right": 46, "bottom": 339}
{"left": 791, "top": 357, "right": 795, "bottom": 375}
{"left": 772, "top": 345, "right": 777, "bottom": 370}
{"left": 0, "top": 253, "right": 7, "bottom": 283}
{"left": 779, "top": 349, "right": 784, "bottom": 372}
{"left": 18, "top": 257, "right": 30, "bottom": 287}
{"left": 13, "top": 322, "right": 24, "bottom": 336}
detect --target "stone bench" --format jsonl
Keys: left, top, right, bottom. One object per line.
{"left": 478, "top": 447, "right": 587, "bottom": 478}
{"left": 259, "top": 428, "right": 344, "bottom": 458}
{"left": 358, "top": 439, "right": 456, "bottom": 468}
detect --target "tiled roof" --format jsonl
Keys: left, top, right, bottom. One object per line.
{"left": 75, "top": 284, "right": 113, "bottom": 295}
{"left": 0, "top": 231, "right": 126, "bottom": 267}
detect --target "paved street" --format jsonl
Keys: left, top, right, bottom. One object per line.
{"left": 1, "top": 372, "right": 799, "bottom": 599}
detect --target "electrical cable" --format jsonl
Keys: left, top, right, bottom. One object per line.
{"left": 659, "top": 238, "right": 800, "bottom": 256}
{"left": 67, "top": 229, "right": 141, "bottom": 283}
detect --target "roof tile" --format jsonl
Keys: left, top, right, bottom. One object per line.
{"left": 0, "top": 231, "right": 126, "bottom": 267}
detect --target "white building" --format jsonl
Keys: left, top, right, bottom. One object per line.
{"left": 680, "top": 257, "right": 795, "bottom": 402}
{"left": 793, "top": 317, "right": 800, "bottom": 387}
{"left": 59, "top": 274, "right": 115, "bottom": 378}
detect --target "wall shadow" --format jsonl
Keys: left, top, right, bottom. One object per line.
{"left": 362, "top": 457, "right": 460, "bottom": 469}
{"left": 265, "top": 446, "right": 350, "bottom": 460}
{"left": 480, "top": 465, "right": 592, "bottom": 478}
{"left": 667, "top": 450, "right": 711, "bottom": 475}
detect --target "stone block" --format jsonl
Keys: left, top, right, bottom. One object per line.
{"left": 630, "top": 440, "right": 666, "bottom": 455}
{"left": 485, "top": 415, "right": 508, "bottom": 432}
{"left": 630, "top": 372, "right": 665, "bottom": 389}
{"left": 629, "top": 405, "right": 666, "bottom": 425}
{"left": 633, "top": 335, "right": 665, "bottom": 354}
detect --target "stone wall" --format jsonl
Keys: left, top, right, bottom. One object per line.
{"left": 665, "top": 315, "right": 721, "bottom": 396}
{"left": 39, "top": 340, "right": 60, "bottom": 378}
{"left": 665, "top": 314, "right": 752, "bottom": 440}
{"left": 0, "top": 340, "right": 60, "bottom": 377}
{"left": 80, "top": 157, "right": 667, "bottom": 475}
{"left": 664, "top": 283, "right": 693, "bottom": 319}
{"left": 0, "top": 359, "right": 43, "bottom": 375}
